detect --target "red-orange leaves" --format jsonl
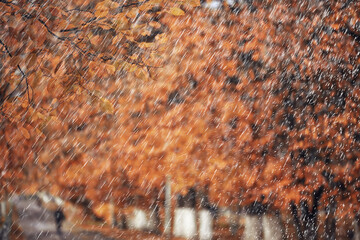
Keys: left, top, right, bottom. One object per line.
{"left": 20, "top": 126, "right": 31, "bottom": 140}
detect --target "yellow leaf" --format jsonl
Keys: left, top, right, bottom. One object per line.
{"left": 98, "top": 23, "right": 112, "bottom": 30}
{"left": 149, "top": 0, "right": 162, "bottom": 4}
{"left": 149, "top": 21, "right": 161, "bottom": 28}
{"left": 135, "top": 67, "right": 149, "bottom": 81}
{"left": 155, "top": 33, "right": 167, "bottom": 43}
{"left": 126, "top": 8, "right": 139, "bottom": 19}
{"left": 113, "top": 15, "right": 130, "bottom": 31}
{"left": 105, "top": 64, "right": 116, "bottom": 75}
{"left": 114, "top": 60, "right": 128, "bottom": 71}
{"left": 139, "top": 2, "right": 152, "bottom": 11}
{"left": 95, "top": 5, "right": 109, "bottom": 18}
{"left": 188, "top": 0, "right": 200, "bottom": 7}
{"left": 37, "top": 112, "right": 46, "bottom": 120}
{"left": 139, "top": 42, "right": 155, "bottom": 48}
{"left": 20, "top": 127, "right": 30, "bottom": 139}
{"left": 36, "top": 128, "right": 46, "bottom": 138}
{"left": 104, "top": 0, "right": 119, "bottom": 9}
{"left": 129, "top": 64, "right": 138, "bottom": 72}
{"left": 169, "top": 7, "right": 185, "bottom": 16}
{"left": 125, "top": 35, "right": 135, "bottom": 41}
{"left": 100, "top": 97, "right": 114, "bottom": 114}
{"left": 130, "top": 54, "right": 138, "bottom": 60}
{"left": 21, "top": 101, "right": 28, "bottom": 109}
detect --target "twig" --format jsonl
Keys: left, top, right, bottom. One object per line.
{"left": 0, "top": 38, "right": 13, "bottom": 57}
{"left": 0, "top": 38, "right": 33, "bottom": 105}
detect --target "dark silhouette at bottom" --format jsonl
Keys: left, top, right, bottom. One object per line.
{"left": 54, "top": 207, "right": 65, "bottom": 237}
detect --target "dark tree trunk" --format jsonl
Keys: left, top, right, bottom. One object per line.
{"left": 324, "top": 196, "right": 336, "bottom": 240}
{"left": 290, "top": 202, "right": 304, "bottom": 240}
{"left": 150, "top": 188, "right": 161, "bottom": 234}
{"left": 290, "top": 186, "right": 324, "bottom": 240}
{"left": 119, "top": 214, "right": 127, "bottom": 230}
{"left": 229, "top": 205, "right": 240, "bottom": 236}
{"left": 176, "top": 194, "right": 185, "bottom": 208}
{"left": 354, "top": 213, "right": 360, "bottom": 240}
{"left": 301, "top": 200, "right": 314, "bottom": 240}
{"left": 184, "top": 187, "right": 196, "bottom": 208}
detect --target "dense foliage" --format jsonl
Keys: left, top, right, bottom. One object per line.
{"left": 0, "top": 0, "right": 199, "bottom": 198}
{"left": 1, "top": 1, "right": 359, "bottom": 234}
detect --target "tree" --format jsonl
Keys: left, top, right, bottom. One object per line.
{"left": 123, "top": 0, "right": 359, "bottom": 237}
{"left": 157, "top": 1, "right": 360, "bottom": 237}
{"left": 0, "top": 0, "right": 200, "bottom": 214}
{"left": 35, "top": 2, "right": 360, "bottom": 226}
{"left": 2, "top": 1, "right": 359, "bottom": 238}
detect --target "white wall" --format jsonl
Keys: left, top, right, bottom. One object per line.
{"left": 243, "top": 215, "right": 262, "bottom": 240}
{"left": 199, "top": 209, "right": 213, "bottom": 240}
{"left": 263, "top": 214, "right": 283, "bottom": 240}
{"left": 173, "top": 208, "right": 197, "bottom": 239}
{"left": 128, "top": 208, "right": 155, "bottom": 231}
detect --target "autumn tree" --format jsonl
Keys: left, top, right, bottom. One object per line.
{"left": 0, "top": 0, "right": 200, "bottom": 209}
{"left": 36, "top": 2, "right": 360, "bottom": 230}
{"left": 114, "top": 0, "right": 359, "bottom": 237}
{"left": 2, "top": 0, "right": 359, "bottom": 238}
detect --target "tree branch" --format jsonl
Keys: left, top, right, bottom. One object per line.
{"left": 0, "top": 38, "right": 13, "bottom": 57}
{"left": 0, "top": 38, "right": 32, "bottom": 105}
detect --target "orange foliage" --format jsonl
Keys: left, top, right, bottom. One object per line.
{"left": 1, "top": 0, "right": 360, "bottom": 218}
{"left": 0, "top": 0, "right": 199, "bottom": 201}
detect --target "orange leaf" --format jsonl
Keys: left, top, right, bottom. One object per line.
{"left": 20, "top": 127, "right": 30, "bottom": 139}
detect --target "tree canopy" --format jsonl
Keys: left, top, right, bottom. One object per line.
{"left": 0, "top": 0, "right": 200, "bottom": 198}
{"left": 1, "top": 0, "right": 359, "bottom": 224}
